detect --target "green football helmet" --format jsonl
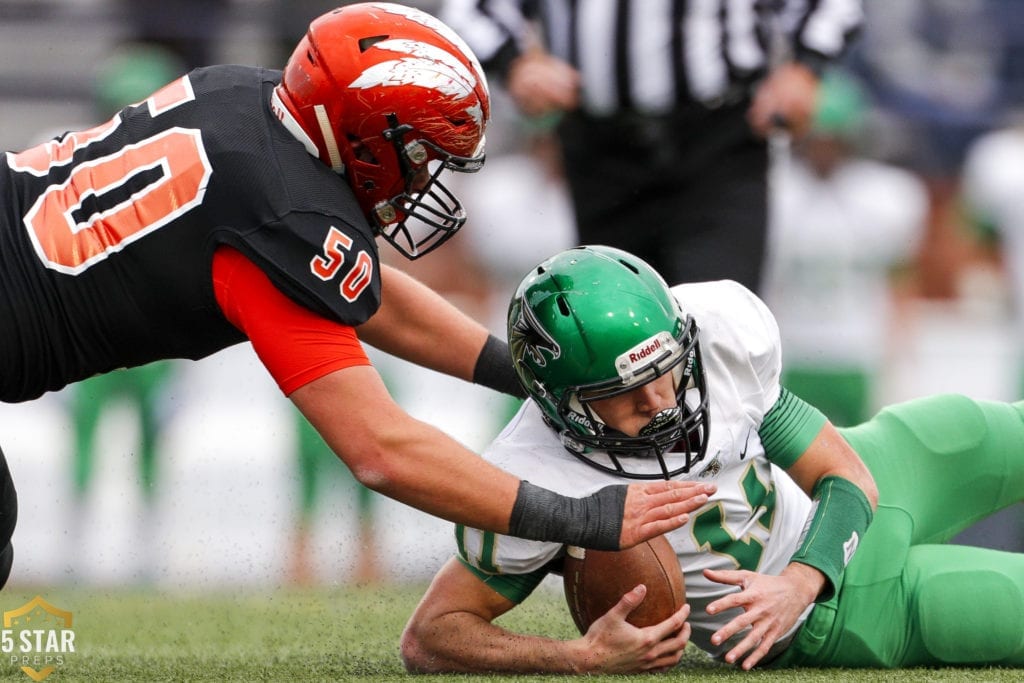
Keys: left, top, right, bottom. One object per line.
{"left": 507, "top": 245, "right": 709, "bottom": 479}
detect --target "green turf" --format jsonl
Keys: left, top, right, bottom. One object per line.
{"left": 0, "top": 585, "right": 1019, "bottom": 682}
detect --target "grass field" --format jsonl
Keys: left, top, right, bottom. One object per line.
{"left": 0, "top": 585, "right": 1019, "bottom": 682}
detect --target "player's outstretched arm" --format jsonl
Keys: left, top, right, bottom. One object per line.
{"left": 290, "top": 365, "right": 712, "bottom": 547}
{"left": 401, "top": 557, "right": 690, "bottom": 674}
{"left": 216, "top": 245, "right": 704, "bottom": 546}
{"left": 357, "top": 264, "right": 523, "bottom": 396}
{"left": 357, "top": 264, "right": 488, "bottom": 382}
{"left": 291, "top": 364, "right": 517, "bottom": 532}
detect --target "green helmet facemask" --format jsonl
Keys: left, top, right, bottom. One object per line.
{"left": 508, "top": 245, "right": 710, "bottom": 479}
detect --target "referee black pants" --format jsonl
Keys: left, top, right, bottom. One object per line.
{"left": 558, "top": 100, "right": 768, "bottom": 293}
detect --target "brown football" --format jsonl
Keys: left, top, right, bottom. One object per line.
{"left": 562, "top": 534, "right": 685, "bottom": 634}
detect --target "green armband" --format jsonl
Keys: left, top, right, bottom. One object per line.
{"left": 790, "top": 476, "right": 873, "bottom": 602}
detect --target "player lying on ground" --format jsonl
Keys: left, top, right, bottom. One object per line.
{"left": 402, "top": 244, "right": 1024, "bottom": 673}
{"left": 0, "top": 4, "right": 706, "bottom": 590}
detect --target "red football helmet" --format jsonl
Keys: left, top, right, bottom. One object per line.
{"left": 274, "top": 2, "right": 490, "bottom": 259}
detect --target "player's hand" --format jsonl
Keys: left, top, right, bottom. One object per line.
{"left": 507, "top": 51, "right": 580, "bottom": 118}
{"left": 618, "top": 481, "right": 716, "bottom": 549}
{"left": 573, "top": 584, "right": 691, "bottom": 674}
{"left": 704, "top": 563, "right": 823, "bottom": 669}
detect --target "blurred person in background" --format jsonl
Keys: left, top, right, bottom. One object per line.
{"left": 957, "top": 0, "right": 1024, "bottom": 397}
{"left": 0, "top": 3, "right": 707, "bottom": 590}
{"left": 287, "top": 414, "right": 384, "bottom": 586}
{"left": 442, "top": 0, "right": 864, "bottom": 293}
{"left": 848, "top": 0, "right": 1020, "bottom": 301}
{"left": 963, "top": 116, "right": 1024, "bottom": 395}
{"left": 764, "top": 71, "right": 928, "bottom": 427}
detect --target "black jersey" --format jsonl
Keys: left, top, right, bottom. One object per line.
{"left": 0, "top": 65, "right": 381, "bottom": 402}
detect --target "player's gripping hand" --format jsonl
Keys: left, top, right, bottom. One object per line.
{"left": 618, "top": 481, "right": 715, "bottom": 549}
{"left": 571, "top": 585, "right": 692, "bottom": 674}
{"left": 704, "top": 562, "right": 824, "bottom": 669}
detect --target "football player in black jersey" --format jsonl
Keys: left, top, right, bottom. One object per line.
{"left": 0, "top": 3, "right": 712, "bottom": 588}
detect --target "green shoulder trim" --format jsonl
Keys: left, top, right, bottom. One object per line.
{"left": 759, "top": 387, "right": 828, "bottom": 468}
{"left": 456, "top": 557, "right": 549, "bottom": 604}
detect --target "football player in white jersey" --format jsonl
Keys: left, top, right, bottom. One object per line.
{"left": 402, "top": 245, "right": 1024, "bottom": 673}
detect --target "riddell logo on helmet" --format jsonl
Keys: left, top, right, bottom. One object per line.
{"left": 628, "top": 338, "right": 662, "bottom": 364}
{"left": 567, "top": 411, "right": 594, "bottom": 430}
{"left": 615, "top": 332, "right": 676, "bottom": 381}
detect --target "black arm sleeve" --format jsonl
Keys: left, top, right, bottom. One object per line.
{"left": 473, "top": 334, "right": 526, "bottom": 398}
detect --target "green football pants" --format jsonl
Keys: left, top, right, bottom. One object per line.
{"left": 72, "top": 363, "right": 173, "bottom": 498}
{"left": 774, "top": 394, "right": 1024, "bottom": 668}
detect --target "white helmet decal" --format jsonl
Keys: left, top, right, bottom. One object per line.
{"left": 348, "top": 39, "right": 485, "bottom": 129}
{"left": 349, "top": 38, "right": 476, "bottom": 93}
{"left": 374, "top": 2, "right": 489, "bottom": 90}
{"left": 510, "top": 298, "right": 561, "bottom": 368}
{"left": 376, "top": 39, "right": 478, "bottom": 89}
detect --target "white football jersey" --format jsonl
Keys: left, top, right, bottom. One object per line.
{"left": 458, "top": 280, "right": 814, "bottom": 658}
{"left": 765, "top": 155, "right": 928, "bottom": 369}
{"left": 963, "top": 128, "right": 1024, "bottom": 320}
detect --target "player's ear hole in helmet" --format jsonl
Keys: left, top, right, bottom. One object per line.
{"left": 508, "top": 245, "right": 710, "bottom": 480}
{"left": 272, "top": 2, "right": 490, "bottom": 259}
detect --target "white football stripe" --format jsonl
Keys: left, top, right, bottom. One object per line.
{"left": 314, "top": 104, "right": 343, "bottom": 171}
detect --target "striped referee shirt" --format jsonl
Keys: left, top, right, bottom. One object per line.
{"left": 442, "top": 0, "right": 864, "bottom": 116}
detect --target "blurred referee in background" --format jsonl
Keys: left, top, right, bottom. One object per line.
{"left": 442, "top": 0, "right": 864, "bottom": 293}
